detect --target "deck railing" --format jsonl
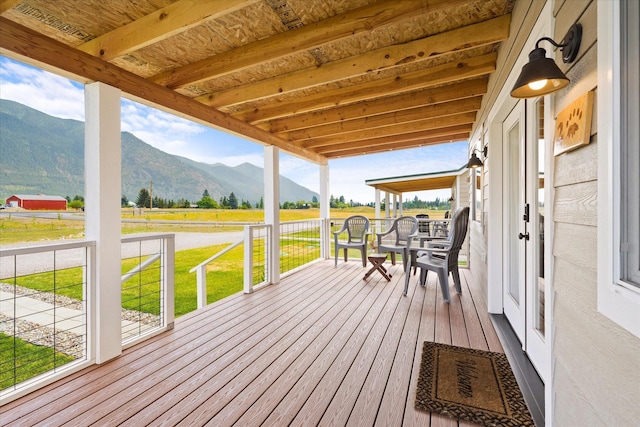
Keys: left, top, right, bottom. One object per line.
{"left": 244, "top": 224, "right": 272, "bottom": 293}
{"left": 120, "top": 234, "right": 175, "bottom": 347}
{"left": 190, "top": 238, "right": 244, "bottom": 309}
{"left": 0, "top": 240, "right": 94, "bottom": 397}
{"left": 0, "top": 234, "right": 175, "bottom": 399}
{"left": 278, "top": 219, "right": 323, "bottom": 277}
{"left": 191, "top": 219, "right": 327, "bottom": 303}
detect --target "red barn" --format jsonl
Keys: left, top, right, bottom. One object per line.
{"left": 6, "top": 194, "right": 67, "bottom": 210}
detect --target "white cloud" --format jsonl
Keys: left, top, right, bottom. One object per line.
{"left": 120, "top": 99, "right": 207, "bottom": 158}
{"left": 0, "top": 58, "right": 85, "bottom": 120}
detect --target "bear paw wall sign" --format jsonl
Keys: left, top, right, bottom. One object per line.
{"left": 553, "top": 90, "right": 594, "bottom": 156}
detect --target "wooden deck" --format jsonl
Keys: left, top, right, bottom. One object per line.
{"left": 1, "top": 259, "right": 504, "bottom": 427}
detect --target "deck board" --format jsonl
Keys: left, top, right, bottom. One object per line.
{"left": 1, "top": 260, "right": 507, "bottom": 427}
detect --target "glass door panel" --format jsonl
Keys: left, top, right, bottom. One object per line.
{"left": 534, "top": 98, "right": 545, "bottom": 336}
{"left": 503, "top": 103, "right": 526, "bottom": 342}
{"left": 507, "top": 124, "right": 521, "bottom": 304}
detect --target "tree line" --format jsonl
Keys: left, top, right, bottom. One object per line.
{"left": 66, "top": 190, "right": 450, "bottom": 210}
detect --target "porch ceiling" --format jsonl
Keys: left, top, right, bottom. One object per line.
{"left": 365, "top": 166, "right": 465, "bottom": 194}
{"left": 0, "top": 0, "right": 514, "bottom": 164}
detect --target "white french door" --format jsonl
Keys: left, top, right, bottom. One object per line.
{"left": 503, "top": 103, "right": 526, "bottom": 341}
{"left": 502, "top": 99, "right": 548, "bottom": 381}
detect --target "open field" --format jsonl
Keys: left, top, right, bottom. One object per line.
{"left": 0, "top": 208, "right": 448, "bottom": 245}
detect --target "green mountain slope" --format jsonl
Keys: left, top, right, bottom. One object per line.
{"left": 178, "top": 159, "right": 316, "bottom": 204}
{"left": 0, "top": 100, "right": 318, "bottom": 204}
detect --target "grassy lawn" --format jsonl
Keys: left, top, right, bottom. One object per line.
{"left": 0, "top": 333, "right": 75, "bottom": 390}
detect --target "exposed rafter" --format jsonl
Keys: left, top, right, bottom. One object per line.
{"left": 198, "top": 15, "right": 509, "bottom": 109}
{"left": 262, "top": 76, "right": 490, "bottom": 133}
{"left": 0, "top": 0, "right": 515, "bottom": 162}
{"left": 152, "top": 0, "right": 466, "bottom": 89}
{"left": 78, "top": 0, "right": 258, "bottom": 60}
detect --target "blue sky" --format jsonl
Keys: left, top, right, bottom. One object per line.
{"left": 0, "top": 56, "right": 468, "bottom": 204}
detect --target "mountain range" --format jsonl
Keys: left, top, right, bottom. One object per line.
{"left": 0, "top": 100, "right": 318, "bottom": 204}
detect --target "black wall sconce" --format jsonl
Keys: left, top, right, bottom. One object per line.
{"left": 511, "top": 24, "right": 582, "bottom": 98}
{"left": 467, "top": 145, "right": 488, "bottom": 169}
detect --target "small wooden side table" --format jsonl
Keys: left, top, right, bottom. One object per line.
{"left": 364, "top": 253, "right": 392, "bottom": 281}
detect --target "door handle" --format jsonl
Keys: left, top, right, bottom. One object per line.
{"left": 518, "top": 232, "right": 530, "bottom": 240}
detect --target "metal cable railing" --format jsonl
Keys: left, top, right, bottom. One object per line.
{"left": 120, "top": 234, "right": 175, "bottom": 346}
{"left": 0, "top": 241, "right": 93, "bottom": 394}
{"left": 279, "top": 219, "right": 323, "bottom": 277}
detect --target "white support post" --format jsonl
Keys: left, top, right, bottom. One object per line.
{"left": 375, "top": 189, "right": 381, "bottom": 235}
{"left": 399, "top": 194, "right": 403, "bottom": 216}
{"left": 385, "top": 192, "right": 390, "bottom": 218}
{"left": 392, "top": 194, "right": 398, "bottom": 217}
{"left": 264, "top": 146, "right": 280, "bottom": 284}
{"left": 85, "top": 82, "right": 122, "bottom": 364}
{"left": 320, "top": 163, "right": 330, "bottom": 259}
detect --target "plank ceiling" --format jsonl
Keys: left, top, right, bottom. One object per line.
{"left": 0, "top": 0, "right": 514, "bottom": 165}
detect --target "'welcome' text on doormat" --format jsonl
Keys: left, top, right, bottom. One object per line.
{"left": 415, "top": 342, "right": 534, "bottom": 427}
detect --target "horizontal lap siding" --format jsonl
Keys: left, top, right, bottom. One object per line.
{"left": 552, "top": 1, "right": 640, "bottom": 425}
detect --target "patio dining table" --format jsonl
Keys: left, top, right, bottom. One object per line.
{"left": 415, "top": 218, "right": 451, "bottom": 238}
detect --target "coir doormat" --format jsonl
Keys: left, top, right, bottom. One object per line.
{"left": 415, "top": 342, "right": 534, "bottom": 427}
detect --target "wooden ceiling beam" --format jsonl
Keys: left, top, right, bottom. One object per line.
{"left": 321, "top": 132, "right": 470, "bottom": 158}
{"left": 0, "top": 17, "right": 327, "bottom": 165}
{"left": 0, "top": 0, "right": 21, "bottom": 15}
{"left": 77, "top": 0, "right": 257, "bottom": 60}
{"left": 152, "top": 0, "right": 465, "bottom": 89}
{"left": 313, "top": 125, "right": 472, "bottom": 153}
{"left": 239, "top": 53, "right": 495, "bottom": 125}
{"left": 281, "top": 97, "right": 482, "bottom": 141}
{"left": 265, "top": 77, "right": 489, "bottom": 133}
{"left": 201, "top": 15, "right": 510, "bottom": 108}
{"left": 302, "top": 112, "right": 476, "bottom": 148}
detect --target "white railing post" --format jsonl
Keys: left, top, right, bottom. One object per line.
{"left": 196, "top": 265, "right": 207, "bottom": 308}
{"left": 244, "top": 225, "right": 254, "bottom": 293}
{"left": 321, "top": 218, "right": 331, "bottom": 259}
{"left": 86, "top": 242, "right": 96, "bottom": 362}
{"left": 190, "top": 238, "right": 244, "bottom": 305}
{"left": 163, "top": 235, "right": 174, "bottom": 329}
{"left": 265, "top": 225, "right": 272, "bottom": 284}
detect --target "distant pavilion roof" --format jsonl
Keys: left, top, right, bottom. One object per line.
{"left": 365, "top": 165, "right": 467, "bottom": 194}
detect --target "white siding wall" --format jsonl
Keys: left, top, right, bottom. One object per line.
{"left": 469, "top": 0, "right": 640, "bottom": 424}
{"left": 551, "top": 0, "right": 640, "bottom": 425}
